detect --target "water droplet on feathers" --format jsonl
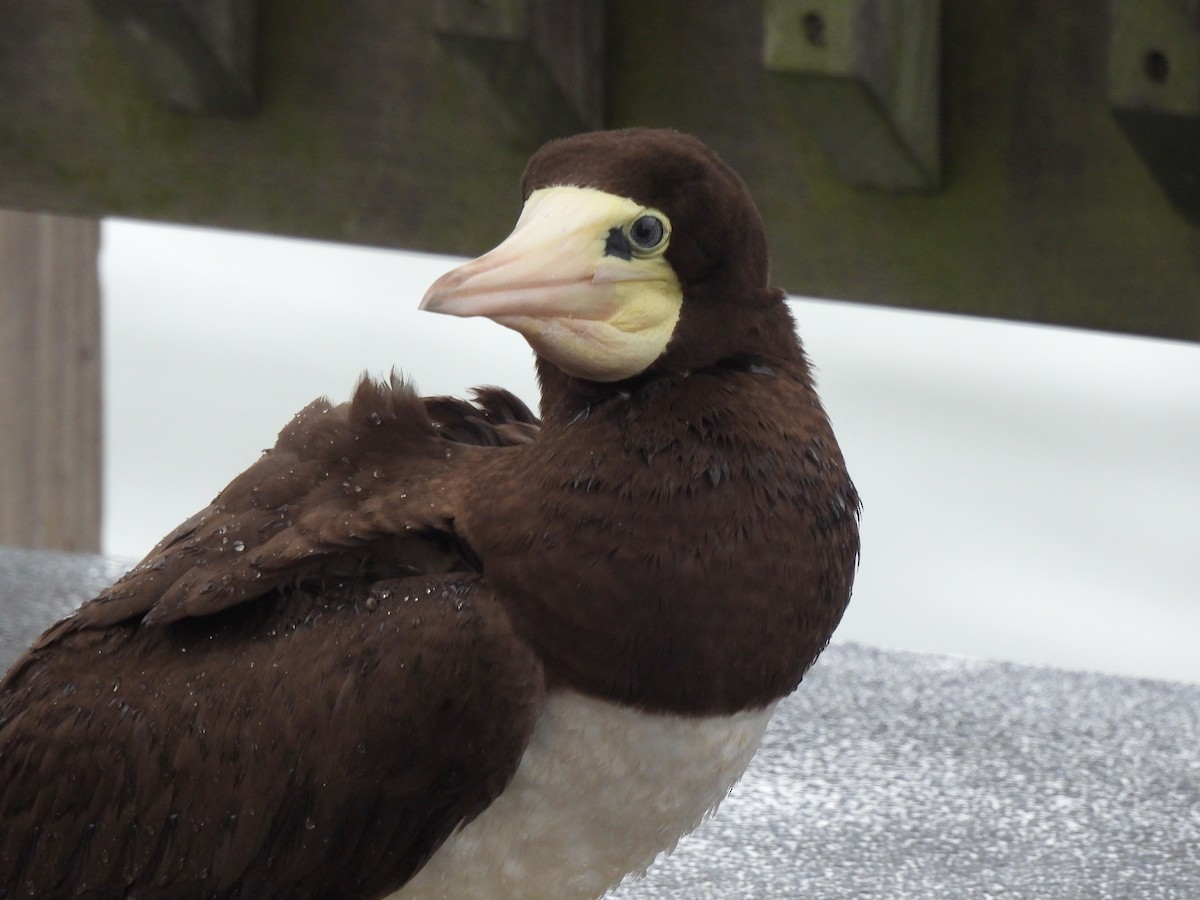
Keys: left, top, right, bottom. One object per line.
{"left": 232, "top": 540, "right": 245, "bottom": 552}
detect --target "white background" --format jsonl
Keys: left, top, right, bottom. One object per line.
{"left": 101, "top": 219, "right": 1200, "bottom": 685}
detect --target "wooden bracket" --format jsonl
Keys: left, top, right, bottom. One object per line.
{"left": 1109, "top": 0, "right": 1200, "bottom": 227}
{"left": 91, "top": 0, "right": 258, "bottom": 116}
{"left": 764, "top": 0, "right": 941, "bottom": 192}
{"left": 434, "top": 0, "right": 604, "bottom": 145}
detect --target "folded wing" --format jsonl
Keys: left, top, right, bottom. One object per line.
{"left": 0, "top": 375, "right": 545, "bottom": 898}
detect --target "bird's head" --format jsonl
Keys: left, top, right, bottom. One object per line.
{"left": 420, "top": 128, "right": 789, "bottom": 385}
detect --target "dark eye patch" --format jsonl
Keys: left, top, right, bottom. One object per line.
{"left": 604, "top": 227, "right": 633, "bottom": 261}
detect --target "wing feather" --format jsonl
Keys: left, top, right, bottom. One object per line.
{"left": 0, "top": 575, "right": 543, "bottom": 898}
{"left": 20, "top": 375, "right": 538, "bottom": 646}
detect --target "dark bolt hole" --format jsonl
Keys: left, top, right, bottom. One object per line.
{"left": 802, "top": 11, "right": 827, "bottom": 47}
{"left": 1143, "top": 49, "right": 1169, "bottom": 84}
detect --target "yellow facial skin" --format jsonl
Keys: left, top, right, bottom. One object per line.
{"left": 420, "top": 187, "right": 683, "bottom": 382}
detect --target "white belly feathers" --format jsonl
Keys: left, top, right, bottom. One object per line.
{"left": 391, "top": 690, "right": 776, "bottom": 900}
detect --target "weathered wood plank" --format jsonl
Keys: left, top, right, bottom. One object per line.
{"left": 0, "top": 212, "right": 102, "bottom": 552}
{"left": 0, "top": 1, "right": 1197, "bottom": 340}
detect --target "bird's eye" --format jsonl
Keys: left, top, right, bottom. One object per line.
{"left": 626, "top": 213, "right": 669, "bottom": 255}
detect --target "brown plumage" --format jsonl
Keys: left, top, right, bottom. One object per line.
{"left": 0, "top": 128, "right": 859, "bottom": 898}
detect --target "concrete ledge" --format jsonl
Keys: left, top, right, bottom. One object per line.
{"left": 2, "top": 546, "right": 1197, "bottom": 898}
{"left": 617, "top": 645, "right": 1200, "bottom": 898}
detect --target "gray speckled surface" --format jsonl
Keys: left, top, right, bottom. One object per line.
{"left": 0, "top": 547, "right": 131, "bottom": 659}
{"left": 3, "top": 547, "right": 1198, "bottom": 898}
{"left": 614, "top": 649, "right": 1200, "bottom": 899}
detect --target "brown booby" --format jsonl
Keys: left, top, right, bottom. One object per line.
{"left": 0, "top": 128, "right": 860, "bottom": 899}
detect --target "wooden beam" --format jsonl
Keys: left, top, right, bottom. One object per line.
{"left": 0, "top": 1, "right": 1198, "bottom": 341}
{"left": 0, "top": 211, "right": 102, "bottom": 552}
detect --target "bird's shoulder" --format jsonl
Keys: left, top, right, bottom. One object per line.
{"left": 22, "top": 376, "right": 540, "bottom": 653}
